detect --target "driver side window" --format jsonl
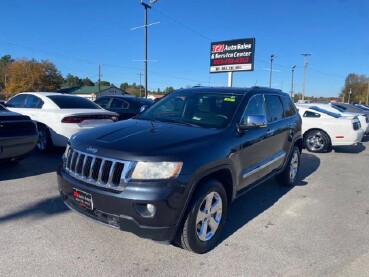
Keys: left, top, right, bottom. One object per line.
{"left": 241, "top": 95, "right": 266, "bottom": 123}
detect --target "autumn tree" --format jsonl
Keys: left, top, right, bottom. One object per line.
{"left": 339, "top": 73, "right": 369, "bottom": 104}
{"left": 5, "top": 59, "right": 63, "bottom": 94}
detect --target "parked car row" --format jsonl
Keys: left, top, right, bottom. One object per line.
{"left": 295, "top": 104, "right": 364, "bottom": 152}
{"left": 3, "top": 92, "right": 120, "bottom": 151}
{"left": 0, "top": 92, "right": 154, "bottom": 162}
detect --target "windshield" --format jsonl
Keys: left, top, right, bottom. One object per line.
{"left": 310, "top": 106, "right": 341, "bottom": 118}
{"left": 138, "top": 90, "right": 242, "bottom": 128}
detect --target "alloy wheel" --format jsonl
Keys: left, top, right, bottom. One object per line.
{"left": 196, "top": 191, "right": 223, "bottom": 241}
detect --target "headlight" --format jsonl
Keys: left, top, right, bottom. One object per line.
{"left": 131, "top": 161, "right": 183, "bottom": 180}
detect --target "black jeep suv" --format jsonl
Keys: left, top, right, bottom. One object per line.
{"left": 57, "top": 87, "right": 302, "bottom": 254}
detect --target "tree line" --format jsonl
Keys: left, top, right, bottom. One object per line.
{"left": 1, "top": 54, "right": 367, "bottom": 103}
{"left": 0, "top": 55, "right": 174, "bottom": 98}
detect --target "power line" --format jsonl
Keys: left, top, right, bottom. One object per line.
{"left": 151, "top": 7, "right": 212, "bottom": 41}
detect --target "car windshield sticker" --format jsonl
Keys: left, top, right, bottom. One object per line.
{"left": 224, "top": 97, "right": 235, "bottom": 102}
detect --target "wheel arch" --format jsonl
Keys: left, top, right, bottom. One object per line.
{"left": 303, "top": 128, "right": 332, "bottom": 146}
{"left": 173, "top": 166, "right": 235, "bottom": 238}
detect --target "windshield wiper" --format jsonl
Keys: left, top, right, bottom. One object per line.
{"left": 160, "top": 118, "right": 200, "bottom": 127}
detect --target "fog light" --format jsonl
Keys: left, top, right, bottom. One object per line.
{"left": 134, "top": 203, "right": 156, "bottom": 218}
{"left": 147, "top": 204, "right": 156, "bottom": 215}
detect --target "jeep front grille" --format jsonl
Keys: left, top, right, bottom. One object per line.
{"left": 64, "top": 147, "right": 132, "bottom": 191}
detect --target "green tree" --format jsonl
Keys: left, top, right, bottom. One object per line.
{"left": 339, "top": 73, "right": 369, "bottom": 104}
{"left": 97, "top": 80, "right": 110, "bottom": 86}
{"left": 0, "top": 55, "right": 14, "bottom": 92}
{"left": 163, "top": 86, "right": 174, "bottom": 94}
{"left": 120, "top": 82, "right": 129, "bottom": 91}
{"left": 64, "top": 73, "right": 83, "bottom": 87}
{"left": 81, "top": 77, "right": 94, "bottom": 86}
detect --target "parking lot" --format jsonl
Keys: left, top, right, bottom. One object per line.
{"left": 1, "top": 138, "right": 369, "bottom": 277}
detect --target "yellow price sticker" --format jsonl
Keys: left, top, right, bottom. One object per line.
{"left": 224, "top": 97, "right": 235, "bottom": 102}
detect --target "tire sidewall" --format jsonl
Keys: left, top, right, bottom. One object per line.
{"left": 37, "top": 126, "right": 51, "bottom": 152}
{"left": 288, "top": 146, "right": 300, "bottom": 185}
{"left": 184, "top": 180, "right": 228, "bottom": 254}
{"left": 304, "top": 130, "right": 330, "bottom": 153}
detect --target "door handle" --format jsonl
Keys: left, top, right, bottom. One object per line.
{"left": 266, "top": 129, "right": 274, "bottom": 135}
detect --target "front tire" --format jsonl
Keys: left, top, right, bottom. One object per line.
{"left": 174, "top": 179, "right": 228, "bottom": 254}
{"left": 276, "top": 146, "right": 300, "bottom": 186}
{"left": 304, "top": 130, "right": 331, "bottom": 153}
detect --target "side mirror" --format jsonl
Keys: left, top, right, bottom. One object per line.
{"left": 239, "top": 115, "right": 267, "bottom": 131}
{"left": 139, "top": 105, "right": 148, "bottom": 113}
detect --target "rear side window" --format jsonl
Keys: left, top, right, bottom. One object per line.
{"left": 281, "top": 96, "right": 296, "bottom": 117}
{"left": 24, "top": 95, "right": 44, "bottom": 108}
{"left": 48, "top": 95, "right": 100, "bottom": 109}
{"left": 303, "top": 111, "right": 321, "bottom": 118}
{"left": 265, "top": 95, "right": 284, "bottom": 122}
{"left": 110, "top": 99, "right": 129, "bottom": 109}
{"left": 7, "top": 94, "right": 28, "bottom": 107}
{"left": 95, "top": 98, "right": 110, "bottom": 108}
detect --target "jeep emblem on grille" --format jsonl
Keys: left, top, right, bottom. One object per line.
{"left": 86, "top": 146, "right": 98, "bottom": 154}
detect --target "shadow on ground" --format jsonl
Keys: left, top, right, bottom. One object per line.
{"left": 0, "top": 196, "right": 69, "bottom": 223}
{"left": 0, "top": 147, "right": 65, "bottom": 181}
{"left": 220, "top": 152, "right": 320, "bottom": 243}
{"left": 333, "top": 143, "right": 366, "bottom": 154}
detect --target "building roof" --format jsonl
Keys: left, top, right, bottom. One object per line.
{"left": 58, "top": 85, "right": 127, "bottom": 95}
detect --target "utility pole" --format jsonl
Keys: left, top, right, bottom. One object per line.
{"left": 269, "top": 54, "right": 276, "bottom": 88}
{"left": 301, "top": 53, "right": 311, "bottom": 101}
{"left": 137, "top": 72, "right": 143, "bottom": 97}
{"left": 98, "top": 64, "right": 101, "bottom": 96}
{"left": 348, "top": 88, "right": 352, "bottom": 104}
{"left": 291, "top": 65, "right": 296, "bottom": 98}
{"left": 367, "top": 81, "right": 369, "bottom": 106}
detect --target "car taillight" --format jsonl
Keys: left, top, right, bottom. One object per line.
{"left": 352, "top": 120, "right": 360, "bottom": 130}
{"left": 61, "top": 115, "right": 117, "bottom": 123}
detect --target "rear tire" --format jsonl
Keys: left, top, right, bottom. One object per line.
{"left": 174, "top": 179, "right": 228, "bottom": 254}
{"left": 304, "top": 130, "right": 331, "bottom": 153}
{"left": 37, "top": 126, "right": 52, "bottom": 152}
{"left": 276, "top": 146, "right": 300, "bottom": 186}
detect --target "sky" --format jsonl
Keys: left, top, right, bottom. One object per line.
{"left": 1, "top": 0, "right": 368, "bottom": 97}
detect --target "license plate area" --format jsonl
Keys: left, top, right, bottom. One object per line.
{"left": 73, "top": 188, "right": 93, "bottom": 210}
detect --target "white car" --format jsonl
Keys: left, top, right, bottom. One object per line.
{"left": 296, "top": 103, "right": 369, "bottom": 134}
{"left": 295, "top": 105, "right": 364, "bottom": 152}
{"left": 6, "top": 92, "right": 118, "bottom": 151}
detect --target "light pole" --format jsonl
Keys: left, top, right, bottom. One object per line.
{"left": 141, "top": 0, "right": 158, "bottom": 98}
{"left": 348, "top": 88, "right": 352, "bottom": 104}
{"left": 290, "top": 65, "right": 296, "bottom": 98}
{"left": 301, "top": 53, "right": 311, "bottom": 101}
{"left": 269, "top": 54, "right": 276, "bottom": 88}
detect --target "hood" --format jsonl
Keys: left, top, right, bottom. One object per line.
{"left": 71, "top": 119, "right": 225, "bottom": 160}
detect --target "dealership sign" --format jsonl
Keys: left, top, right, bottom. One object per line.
{"left": 210, "top": 38, "right": 255, "bottom": 73}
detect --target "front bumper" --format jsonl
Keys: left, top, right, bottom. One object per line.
{"left": 57, "top": 167, "right": 189, "bottom": 241}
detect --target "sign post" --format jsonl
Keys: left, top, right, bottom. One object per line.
{"left": 210, "top": 38, "right": 255, "bottom": 87}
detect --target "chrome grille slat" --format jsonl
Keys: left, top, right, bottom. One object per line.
{"left": 64, "top": 148, "right": 132, "bottom": 191}
{"left": 107, "top": 162, "right": 116, "bottom": 185}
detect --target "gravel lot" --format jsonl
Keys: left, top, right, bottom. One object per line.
{"left": 1, "top": 138, "right": 369, "bottom": 277}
